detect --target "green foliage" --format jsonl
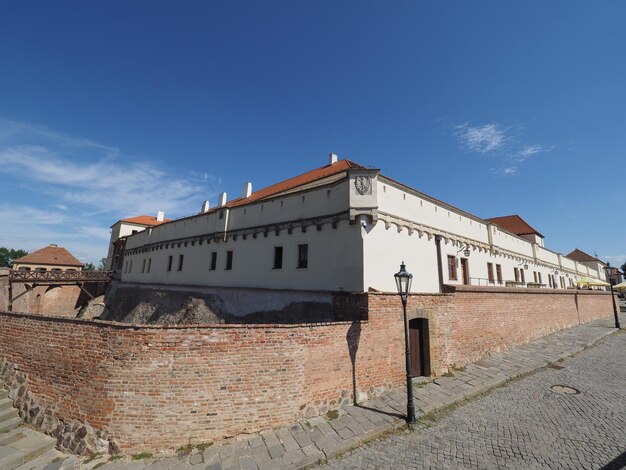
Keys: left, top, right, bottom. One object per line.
{"left": 0, "top": 247, "right": 28, "bottom": 268}
{"left": 83, "top": 262, "right": 96, "bottom": 271}
{"left": 621, "top": 262, "right": 626, "bottom": 278}
{"left": 83, "top": 258, "right": 107, "bottom": 272}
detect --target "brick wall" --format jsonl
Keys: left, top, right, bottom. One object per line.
{"left": 368, "top": 286, "right": 614, "bottom": 375}
{"left": 0, "top": 301, "right": 405, "bottom": 453}
{"left": 0, "top": 287, "right": 614, "bottom": 453}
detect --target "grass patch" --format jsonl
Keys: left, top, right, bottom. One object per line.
{"left": 83, "top": 452, "right": 103, "bottom": 464}
{"left": 93, "top": 462, "right": 106, "bottom": 469}
{"left": 177, "top": 444, "right": 193, "bottom": 455}
{"left": 108, "top": 454, "right": 124, "bottom": 462}
{"left": 131, "top": 452, "right": 153, "bottom": 460}
{"left": 326, "top": 410, "right": 339, "bottom": 420}
{"left": 195, "top": 442, "right": 214, "bottom": 452}
{"left": 441, "top": 371, "right": 455, "bottom": 378}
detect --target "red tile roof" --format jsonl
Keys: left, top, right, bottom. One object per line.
{"left": 223, "top": 159, "right": 364, "bottom": 208}
{"left": 566, "top": 248, "right": 603, "bottom": 264}
{"left": 13, "top": 244, "right": 84, "bottom": 267}
{"left": 119, "top": 215, "right": 172, "bottom": 226}
{"left": 485, "top": 215, "right": 544, "bottom": 238}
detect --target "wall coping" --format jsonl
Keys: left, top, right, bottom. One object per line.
{"left": 0, "top": 310, "right": 364, "bottom": 331}
{"left": 444, "top": 285, "right": 612, "bottom": 295}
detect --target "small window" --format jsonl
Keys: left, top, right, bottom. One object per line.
{"left": 533, "top": 271, "right": 538, "bottom": 283}
{"left": 538, "top": 272, "right": 542, "bottom": 284}
{"left": 273, "top": 246, "right": 283, "bottom": 269}
{"left": 520, "top": 269, "right": 525, "bottom": 284}
{"left": 447, "top": 255, "right": 457, "bottom": 280}
{"left": 487, "top": 263, "right": 494, "bottom": 283}
{"left": 548, "top": 275, "right": 553, "bottom": 288}
{"left": 219, "top": 210, "right": 224, "bottom": 220}
{"left": 496, "top": 264, "right": 502, "bottom": 284}
{"left": 132, "top": 230, "right": 138, "bottom": 234}
{"left": 35, "top": 267, "right": 47, "bottom": 271}
{"left": 147, "top": 258, "right": 151, "bottom": 273}
{"left": 141, "top": 259, "right": 146, "bottom": 273}
{"left": 210, "top": 252, "right": 217, "bottom": 271}
{"left": 225, "top": 251, "right": 233, "bottom": 270}
{"left": 167, "top": 255, "right": 173, "bottom": 271}
{"left": 18, "top": 266, "right": 31, "bottom": 271}
{"left": 514, "top": 267, "right": 519, "bottom": 282}
{"left": 177, "top": 255, "right": 184, "bottom": 271}
{"left": 297, "top": 244, "right": 308, "bottom": 269}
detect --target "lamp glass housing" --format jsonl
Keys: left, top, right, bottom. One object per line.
{"left": 394, "top": 262, "right": 413, "bottom": 297}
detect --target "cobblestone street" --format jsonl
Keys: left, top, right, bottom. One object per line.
{"left": 317, "top": 331, "right": 626, "bottom": 470}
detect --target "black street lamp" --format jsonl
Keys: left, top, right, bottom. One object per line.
{"left": 603, "top": 262, "right": 621, "bottom": 329}
{"left": 394, "top": 262, "right": 416, "bottom": 425}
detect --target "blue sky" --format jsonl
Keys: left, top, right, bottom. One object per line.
{"left": 0, "top": 1, "right": 624, "bottom": 265}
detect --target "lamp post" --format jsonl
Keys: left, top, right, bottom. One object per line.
{"left": 394, "top": 262, "right": 416, "bottom": 425}
{"left": 603, "top": 262, "right": 621, "bottom": 329}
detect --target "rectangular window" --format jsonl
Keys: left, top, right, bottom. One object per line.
{"left": 487, "top": 263, "right": 494, "bottom": 283}
{"left": 297, "top": 244, "right": 308, "bottom": 269}
{"left": 210, "top": 252, "right": 217, "bottom": 271}
{"left": 520, "top": 269, "right": 525, "bottom": 284}
{"left": 225, "top": 251, "right": 233, "bottom": 270}
{"left": 548, "top": 275, "right": 553, "bottom": 288}
{"left": 141, "top": 259, "right": 146, "bottom": 273}
{"left": 147, "top": 258, "right": 151, "bottom": 273}
{"left": 560, "top": 277, "right": 565, "bottom": 289}
{"left": 514, "top": 267, "right": 520, "bottom": 282}
{"left": 447, "top": 255, "right": 457, "bottom": 280}
{"left": 496, "top": 264, "right": 502, "bottom": 284}
{"left": 177, "top": 254, "right": 184, "bottom": 271}
{"left": 167, "top": 255, "right": 173, "bottom": 271}
{"left": 273, "top": 246, "right": 283, "bottom": 269}
{"left": 538, "top": 272, "right": 542, "bottom": 284}
{"left": 533, "top": 271, "right": 538, "bottom": 283}
{"left": 129, "top": 260, "right": 133, "bottom": 273}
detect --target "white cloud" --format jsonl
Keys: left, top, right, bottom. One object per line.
{"left": 449, "top": 120, "right": 552, "bottom": 177}
{"left": 454, "top": 123, "right": 506, "bottom": 154}
{"left": 0, "top": 119, "right": 220, "bottom": 263}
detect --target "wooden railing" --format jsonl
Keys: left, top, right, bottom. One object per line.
{"left": 9, "top": 270, "right": 112, "bottom": 283}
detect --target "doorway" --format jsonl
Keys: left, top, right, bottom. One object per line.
{"left": 409, "top": 318, "right": 431, "bottom": 377}
{"left": 460, "top": 258, "right": 470, "bottom": 285}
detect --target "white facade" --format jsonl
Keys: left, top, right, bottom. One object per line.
{"left": 113, "top": 159, "right": 602, "bottom": 294}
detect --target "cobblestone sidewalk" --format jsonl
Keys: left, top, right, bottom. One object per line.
{"left": 38, "top": 314, "right": 622, "bottom": 470}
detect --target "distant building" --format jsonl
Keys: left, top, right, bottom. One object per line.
{"left": 108, "top": 155, "right": 604, "bottom": 297}
{"left": 566, "top": 248, "right": 611, "bottom": 283}
{"left": 12, "top": 244, "right": 83, "bottom": 272}
{"left": 105, "top": 213, "right": 171, "bottom": 270}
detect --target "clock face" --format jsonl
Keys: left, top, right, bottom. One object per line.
{"left": 355, "top": 176, "right": 372, "bottom": 195}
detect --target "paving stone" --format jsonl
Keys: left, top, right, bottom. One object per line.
{"left": 314, "top": 325, "right": 626, "bottom": 469}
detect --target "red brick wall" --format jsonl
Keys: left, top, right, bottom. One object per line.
{"left": 0, "top": 288, "right": 614, "bottom": 453}
{"left": 0, "top": 304, "right": 405, "bottom": 452}
{"left": 388, "top": 286, "right": 614, "bottom": 375}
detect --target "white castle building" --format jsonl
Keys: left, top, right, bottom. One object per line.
{"left": 109, "top": 154, "right": 602, "bottom": 297}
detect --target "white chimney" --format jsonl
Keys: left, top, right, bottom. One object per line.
{"left": 218, "top": 192, "right": 227, "bottom": 207}
{"left": 243, "top": 182, "right": 252, "bottom": 198}
{"left": 201, "top": 201, "right": 210, "bottom": 213}
{"left": 329, "top": 153, "right": 338, "bottom": 165}
{"left": 156, "top": 211, "right": 165, "bottom": 222}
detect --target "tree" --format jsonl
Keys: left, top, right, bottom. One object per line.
{"left": 83, "top": 259, "right": 106, "bottom": 272}
{"left": 0, "top": 247, "right": 28, "bottom": 268}
{"left": 621, "top": 262, "right": 626, "bottom": 279}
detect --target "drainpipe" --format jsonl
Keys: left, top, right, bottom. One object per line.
{"left": 435, "top": 235, "right": 444, "bottom": 293}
